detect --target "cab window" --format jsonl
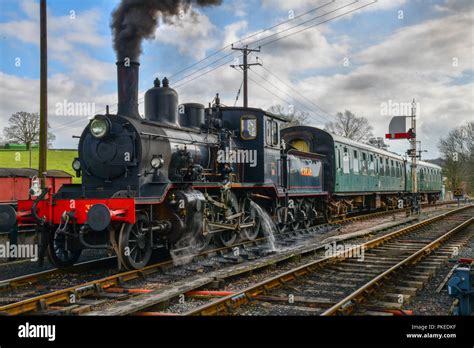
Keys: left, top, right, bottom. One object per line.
{"left": 241, "top": 115, "right": 257, "bottom": 140}
{"left": 272, "top": 121, "right": 279, "bottom": 145}
{"left": 265, "top": 119, "right": 272, "bottom": 145}
{"left": 265, "top": 118, "right": 279, "bottom": 146}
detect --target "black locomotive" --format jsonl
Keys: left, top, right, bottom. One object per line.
{"left": 9, "top": 61, "right": 325, "bottom": 270}
{"left": 5, "top": 62, "right": 440, "bottom": 269}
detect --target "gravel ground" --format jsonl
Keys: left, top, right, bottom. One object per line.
{"left": 407, "top": 224, "right": 474, "bottom": 315}
{"left": 0, "top": 249, "right": 110, "bottom": 281}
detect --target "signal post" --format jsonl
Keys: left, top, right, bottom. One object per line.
{"left": 385, "top": 99, "right": 419, "bottom": 215}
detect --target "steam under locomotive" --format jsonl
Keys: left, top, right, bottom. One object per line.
{"left": 0, "top": 61, "right": 441, "bottom": 270}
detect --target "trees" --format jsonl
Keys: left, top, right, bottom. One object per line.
{"left": 438, "top": 122, "right": 473, "bottom": 194}
{"left": 367, "top": 137, "right": 389, "bottom": 150}
{"left": 267, "top": 104, "right": 310, "bottom": 129}
{"left": 3, "top": 111, "right": 55, "bottom": 149}
{"left": 324, "top": 110, "right": 374, "bottom": 142}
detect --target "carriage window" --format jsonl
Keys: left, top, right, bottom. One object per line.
{"left": 369, "top": 155, "right": 374, "bottom": 175}
{"left": 342, "top": 147, "right": 349, "bottom": 174}
{"left": 362, "top": 153, "right": 367, "bottom": 174}
{"left": 241, "top": 115, "right": 257, "bottom": 140}
{"left": 353, "top": 150, "right": 359, "bottom": 173}
{"left": 390, "top": 160, "right": 394, "bottom": 177}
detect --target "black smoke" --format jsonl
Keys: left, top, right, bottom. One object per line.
{"left": 111, "top": 0, "right": 222, "bottom": 62}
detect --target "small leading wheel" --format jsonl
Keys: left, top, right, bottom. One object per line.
{"left": 47, "top": 226, "right": 82, "bottom": 268}
{"left": 240, "top": 198, "right": 261, "bottom": 241}
{"left": 119, "top": 214, "right": 152, "bottom": 270}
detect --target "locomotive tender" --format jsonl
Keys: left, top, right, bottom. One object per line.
{"left": 0, "top": 62, "right": 441, "bottom": 270}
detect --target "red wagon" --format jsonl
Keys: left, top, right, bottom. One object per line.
{"left": 0, "top": 168, "right": 72, "bottom": 204}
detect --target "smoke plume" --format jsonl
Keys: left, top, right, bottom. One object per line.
{"left": 111, "top": 0, "right": 222, "bottom": 62}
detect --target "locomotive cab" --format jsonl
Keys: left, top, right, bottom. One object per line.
{"left": 218, "top": 107, "right": 287, "bottom": 184}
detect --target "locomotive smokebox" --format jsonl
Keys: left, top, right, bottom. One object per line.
{"left": 116, "top": 61, "right": 140, "bottom": 119}
{"left": 145, "top": 77, "right": 179, "bottom": 127}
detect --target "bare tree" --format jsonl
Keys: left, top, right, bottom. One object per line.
{"left": 368, "top": 137, "right": 389, "bottom": 150}
{"left": 438, "top": 121, "right": 473, "bottom": 194}
{"left": 267, "top": 104, "right": 310, "bottom": 129}
{"left": 324, "top": 110, "right": 374, "bottom": 142}
{"left": 3, "top": 111, "right": 55, "bottom": 149}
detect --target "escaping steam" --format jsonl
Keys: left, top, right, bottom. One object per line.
{"left": 111, "top": 0, "right": 222, "bottom": 61}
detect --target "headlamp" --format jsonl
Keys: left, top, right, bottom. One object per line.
{"left": 90, "top": 117, "right": 109, "bottom": 138}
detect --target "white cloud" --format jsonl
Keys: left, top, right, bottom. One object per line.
{"left": 0, "top": 0, "right": 114, "bottom": 148}
{"left": 0, "top": 1, "right": 108, "bottom": 53}
{"left": 262, "top": 0, "right": 406, "bottom": 12}
{"left": 290, "top": 10, "right": 473, "bottom": 157}
{"left": 153, "top": 10, "right": 218, "bottom": 60}
{"left": 222, "top": 20, "right": 248, "bottom": 47}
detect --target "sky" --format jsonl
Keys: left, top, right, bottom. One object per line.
{"left": 0, "top": 0, "right": 472, "bottom": 159}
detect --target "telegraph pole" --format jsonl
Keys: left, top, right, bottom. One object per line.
{"left": 409, "top": 99, "right": 418, "bottom": 213}
{"left": 39, "top": 0, "right": 48, "bottom": 188}
{"left": 230, "top": 45, "right": 261, "bottom": 107}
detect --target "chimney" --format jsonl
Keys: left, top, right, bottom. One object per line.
{"left": 116, "top": 61, "right": 140, "bottom": 119}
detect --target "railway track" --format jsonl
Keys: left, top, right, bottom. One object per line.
{"left": 180, "top": 205, "right": 473, "bottom": 316}
{"left": 0, "top": 200, "right": 454, "bottom": 275}
{"left": 0, "top": 202, "right": 464, "bottom": 315}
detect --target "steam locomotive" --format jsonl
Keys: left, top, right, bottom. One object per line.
{"left": 0, "top": 61, "right": 441, "bottom": 270}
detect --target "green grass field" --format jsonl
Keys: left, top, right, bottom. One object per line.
{"left": 0, "top": 149, "right": 80, "bottom": 183}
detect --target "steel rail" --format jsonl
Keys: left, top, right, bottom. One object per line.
{"left": 184, "top": 205, "right": 472, "bottom": 316}
{"left": 321, "top": 217, "right": 473, "bottom": 315}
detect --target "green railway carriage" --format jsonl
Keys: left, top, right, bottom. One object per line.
{"left": 406, "top": 160, "right": 442, "bottom": 195}
{"left": 281, "top": 126, "right": 442, "bottom": 219}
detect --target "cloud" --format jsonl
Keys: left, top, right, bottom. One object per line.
{"left": 291, "top": 9, "right": 473, "bottom": 156}
{"left": 153, "top": 10, "right": 218, "bottom": 60}
{"left": 0, "top": 0, "right": 108, "bottom": 53}
{"left": 261, "top": 0, "right": 406, "bottom": 12}
{"left": 434, "top": 0, "right": 473, "bottom": 13}
{"left": 0, "top": 0, "right": 114, "bottom": 148}
{"left": 222, "top": 20, "right": 248, "bottom": 47}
